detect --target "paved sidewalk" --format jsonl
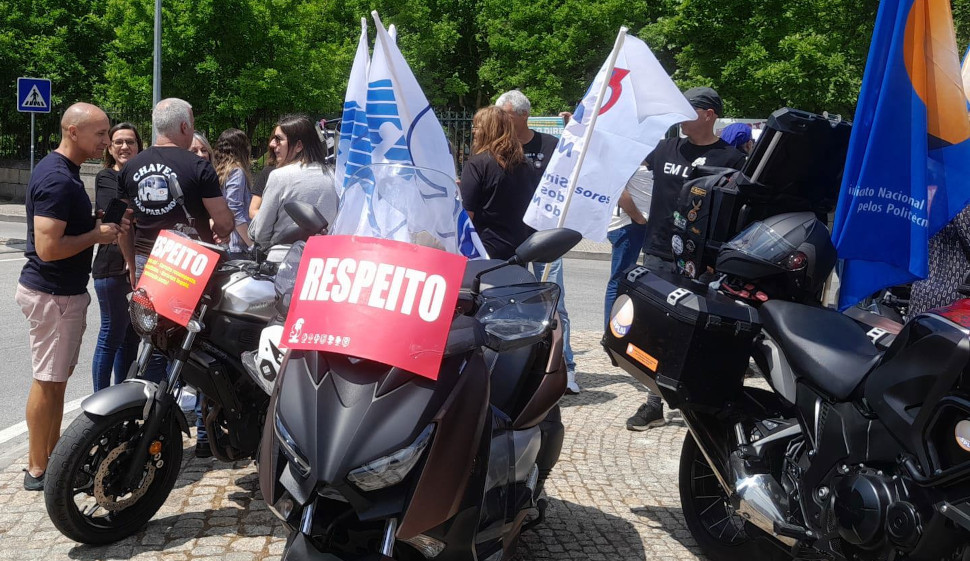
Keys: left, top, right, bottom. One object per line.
{"left": 0, "top": 331, "right": 702, "bottom": 560}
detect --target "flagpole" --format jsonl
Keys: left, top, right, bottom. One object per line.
{"left": 541, "top": 26, "right": 627, "bottom": 282}
{"left": 371, "top": 11, "right": 413, "bottom": 126}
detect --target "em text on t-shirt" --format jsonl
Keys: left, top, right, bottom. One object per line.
{"left": 643, "top": 137, "right": 746, "bottom": 258}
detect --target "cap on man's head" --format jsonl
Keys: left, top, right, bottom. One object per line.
{"left": 720, "top": 122, "right": 752, "bottom": 148}
{"left": 684, "top": 86, "right": 723, "bottom": 117}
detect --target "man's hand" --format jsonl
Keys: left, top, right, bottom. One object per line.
{"left": 93, "top": 220, "right": 122, "bottom": 245}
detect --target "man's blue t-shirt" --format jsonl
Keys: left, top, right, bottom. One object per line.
{"left": 19, "top": 152, "right": 95, "bottom": 295}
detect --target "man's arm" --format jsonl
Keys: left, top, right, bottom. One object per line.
{"left": 34, "top": 216, "right": 120, "bottom": 262}
{"left": 203, "top": 196, "right": 234, "bottom": 239}
{"left": 617, "top": 189, "right": 646, "bottom": 225}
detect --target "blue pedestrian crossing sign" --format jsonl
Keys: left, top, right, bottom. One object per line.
{"left": 17, "top": 77, "right": 51, "bottom": 113}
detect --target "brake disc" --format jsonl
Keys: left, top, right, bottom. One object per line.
{"left": 93, "top": 441, "right": 157, "bottom": 511}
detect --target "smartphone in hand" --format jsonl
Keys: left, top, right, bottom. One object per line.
{"left": 102, "top": 198, "right": 128, "bottom": 225}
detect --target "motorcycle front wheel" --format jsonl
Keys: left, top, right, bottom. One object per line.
{"left": 678, "top": 433, "right": 789, "bottom": 561}
{"left": 44, "top": 407, "right": 183, "bottom": 544}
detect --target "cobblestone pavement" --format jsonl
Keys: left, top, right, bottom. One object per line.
{"left": 0, "top": 331, "right": 703, "bottom": 560}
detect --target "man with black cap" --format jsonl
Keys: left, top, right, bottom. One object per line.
{"left": 626, "top": 86, "right": 746, "bottom": 431}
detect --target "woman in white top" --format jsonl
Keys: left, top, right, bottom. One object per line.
{"left": 249, "top": 114, "right": 338, "bottom": 247}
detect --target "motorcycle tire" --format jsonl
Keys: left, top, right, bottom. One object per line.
{"left": 44, "top": 407, "right": 183, "bottom": 544}
{"left": 678, "top": 433, "right": 790, "bottom": 561}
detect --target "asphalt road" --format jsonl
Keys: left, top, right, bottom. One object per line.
{"left": 0, "top": 222, "right": 612, "bottom": 459}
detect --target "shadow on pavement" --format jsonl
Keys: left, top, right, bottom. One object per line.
{"left": 64, "top": 501, "right": 286, "bottom": 560}
{"left": 574, "top": 369, "right": 649, "bottom": 392}
{"left": 514, "top": 497, "right": 647, "bottom": 560}
{"left": 630, "top": 504, "right": 700, "bottom": 554}
{"left": 559, "top": 390, "right": 617, "bottom": 407}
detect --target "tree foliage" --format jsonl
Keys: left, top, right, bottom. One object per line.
{"left": 646, "top": 0, "right": 879, "bottom": 118}
{"left": 4, "top": 0, "right": 970, "bottom": 146}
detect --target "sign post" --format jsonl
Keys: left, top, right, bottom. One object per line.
{"left": 17, "top": 77, "right": 52, "bottom": 174}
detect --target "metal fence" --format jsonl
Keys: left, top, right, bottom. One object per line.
{"left": 0, "top": 107, "right": 476, "bottom": 173}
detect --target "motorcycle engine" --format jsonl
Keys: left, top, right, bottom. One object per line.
{"left": 829, "top": 467, "right": 918, "bottom": 550}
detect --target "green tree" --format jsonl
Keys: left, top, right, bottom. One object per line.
{"left": 476, "top": 0, "right": 663, "bottom": 114}
{"left": 0, "top": 0, "right": 112, "bottom": 153}
{"left": 648, "top": 0, "right": 879, "bottom": 118}
{"left": 100, "top": 0, "right": 354, "bottom": 139}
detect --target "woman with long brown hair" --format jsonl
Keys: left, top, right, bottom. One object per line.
{"left": 459, "top": 105, "right": 535, "bottom": 260}
{"left": 213, "top": 128, "right": 253, "bottom": 258}
{"left": 249, "top": 114, "right": 338, "bottom": 247}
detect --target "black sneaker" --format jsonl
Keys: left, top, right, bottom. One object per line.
{"left": 626, "top": 401, "right": 665, "bottom": 431}
{"left": 23, "top": 469, "right": 44, "bottom": 491}
{"left": 195, "top": 441, "right": 213, "bottom": 459}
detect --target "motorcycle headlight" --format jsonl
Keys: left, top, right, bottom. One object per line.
{"left": 275, "top": 412, "right": 311, "bottom": 477}
{"left": 130, "top": 288, "right": 159, "bottom": 336}
{"left": 274, "top": 241, "right": 306, "bottom": 312}
{"left": 347, "top": 424, "right": 434, "bottom": 492}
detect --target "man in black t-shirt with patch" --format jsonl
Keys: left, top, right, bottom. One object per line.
{"left": 641, "top": 87, "right": 747, "bottom": 266}
{"left": 627, "top": 87, "right": 746, "bottom": 431}
{"left": 119, "top": 98, "right": 234, "bottom": 286}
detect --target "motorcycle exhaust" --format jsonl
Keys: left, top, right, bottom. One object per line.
{"left": 728, "top": 453, "right": 797, "bottom": 546}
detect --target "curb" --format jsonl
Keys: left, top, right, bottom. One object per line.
{"left": 564, "top": 250, "right": 610, "bottom": 262}
{"left": 0, "top": 213, "right": 613, "bottom": 260}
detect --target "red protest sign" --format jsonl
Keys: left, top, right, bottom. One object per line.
{"left": 136, "top": 231, "right": 220, "bottom": 326}
{"left": 282, "top": 236, "right": 467, "bottom": 380}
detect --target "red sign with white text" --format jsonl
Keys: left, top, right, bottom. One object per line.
{"left": 136, "top": 231, "right": 220, "bottom": 326}
{"left": 282, "top": 236, "right": 467, "bottom": 380}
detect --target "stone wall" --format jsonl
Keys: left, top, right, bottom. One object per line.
{"left": 0, "top": 159, "right": 98, "bottom": 203}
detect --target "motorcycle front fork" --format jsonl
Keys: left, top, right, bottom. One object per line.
{"left": 122, "top": 305, "right": 208, "bottom": 488}
{"left": 297, "top": 501, "right": 397, "bottom": 558}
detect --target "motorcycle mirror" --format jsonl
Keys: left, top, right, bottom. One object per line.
{"left": 513, "top": 228, "right": 582, "bottom": 266}
{"left": 269, "top": 222, "right": 309, "bottom": 247}
{"left": 284, "top": 202, "right": 329, "bottom": 235}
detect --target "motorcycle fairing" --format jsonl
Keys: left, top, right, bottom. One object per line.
{"left": 398, "top": 349, "right": 490, "bottom": 539}
{"left": 865, "top": 311, "right": 970, "bottom": 474}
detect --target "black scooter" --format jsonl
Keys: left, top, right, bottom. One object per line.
{"left": 258, "top": 227, "right": 580, "bottom": 561}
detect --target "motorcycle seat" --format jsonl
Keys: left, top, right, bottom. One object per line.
{"left": 462, "top": 260, "right": 537, "bottom": 291}
{"left": 759, "top": 300, "right": 881, "bottom": 400}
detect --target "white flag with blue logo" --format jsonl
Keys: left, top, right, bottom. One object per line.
{"left": 522, "top": 34, "right": 695, "bottom": 241}
{"left": 336, "top": 11, "right": 486, "bottom": 258}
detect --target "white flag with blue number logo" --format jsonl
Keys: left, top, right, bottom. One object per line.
{"left": 522, "top": 34, "right": 695, "bottom": 241}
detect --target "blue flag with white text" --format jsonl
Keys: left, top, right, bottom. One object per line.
{"left": 832, "top": 0, "right": 970, "bottom": 309}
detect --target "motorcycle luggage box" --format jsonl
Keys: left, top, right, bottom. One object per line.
{"left": 604, "top": 266, "right": 761, "bottom": 409}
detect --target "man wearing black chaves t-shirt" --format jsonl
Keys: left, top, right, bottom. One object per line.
{"left": 626, "top": 87, "right": 746, "bottom": 432}
{"left": 16, "top": 103, "right": 131, "bottom": 491}
{"left": 118, "top": 98, "right": 234, "bottom": 389}
{"left": 119, "top": 97, "right": 233, "bottom": 286}
{"left": 495, "top": 89, "right": 580, "bottom": 395}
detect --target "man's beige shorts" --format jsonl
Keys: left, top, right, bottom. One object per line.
{"left": 16, "top": 283, "right": 90, "bottom": 383}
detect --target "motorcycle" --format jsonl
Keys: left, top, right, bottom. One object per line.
{"left": 44, "top": 224, "right": 320, "bottom": 544}
{"left": 258, "top": 163, "right": 580, "bottom": 560}
{"left": 605, "top": 216, "right": 970, "bottom": 561}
